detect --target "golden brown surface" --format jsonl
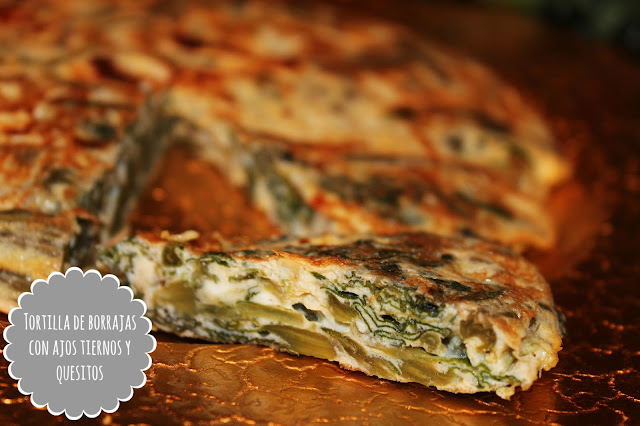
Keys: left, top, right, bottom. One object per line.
{"left": 0, "top": 0, "right": 571, "bottom": 306}
{"left": 1, "top": 1, "right": 639, "bottom": 424}
{"left": 0, "top": 0, "right": 569, "bottom": 254}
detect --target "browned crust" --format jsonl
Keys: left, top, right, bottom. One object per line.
{"left": 0, "top": 0, "right": 569, "bottom": 311}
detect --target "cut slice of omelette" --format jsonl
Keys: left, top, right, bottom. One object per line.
{"left": 99, "top": 231, "right": 563, "bottom": 399}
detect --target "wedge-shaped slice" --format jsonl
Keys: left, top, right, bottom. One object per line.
{"left": 99, "top": 232, "right": 562, "bottom": 399}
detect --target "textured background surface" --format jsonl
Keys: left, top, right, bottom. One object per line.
{"left": 1, "top": 1, "right": 639, "bottom": 424}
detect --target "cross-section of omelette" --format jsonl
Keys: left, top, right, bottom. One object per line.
{"left": 99, "top": 232, "right": 563, "bottom": 399}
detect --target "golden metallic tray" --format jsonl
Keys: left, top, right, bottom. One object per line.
{"left": 1, "top": 2, "right": 639, "bottom": 424}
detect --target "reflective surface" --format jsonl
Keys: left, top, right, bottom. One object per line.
{"left": 1, "top": 1, "right": 639, "bottom": 424}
